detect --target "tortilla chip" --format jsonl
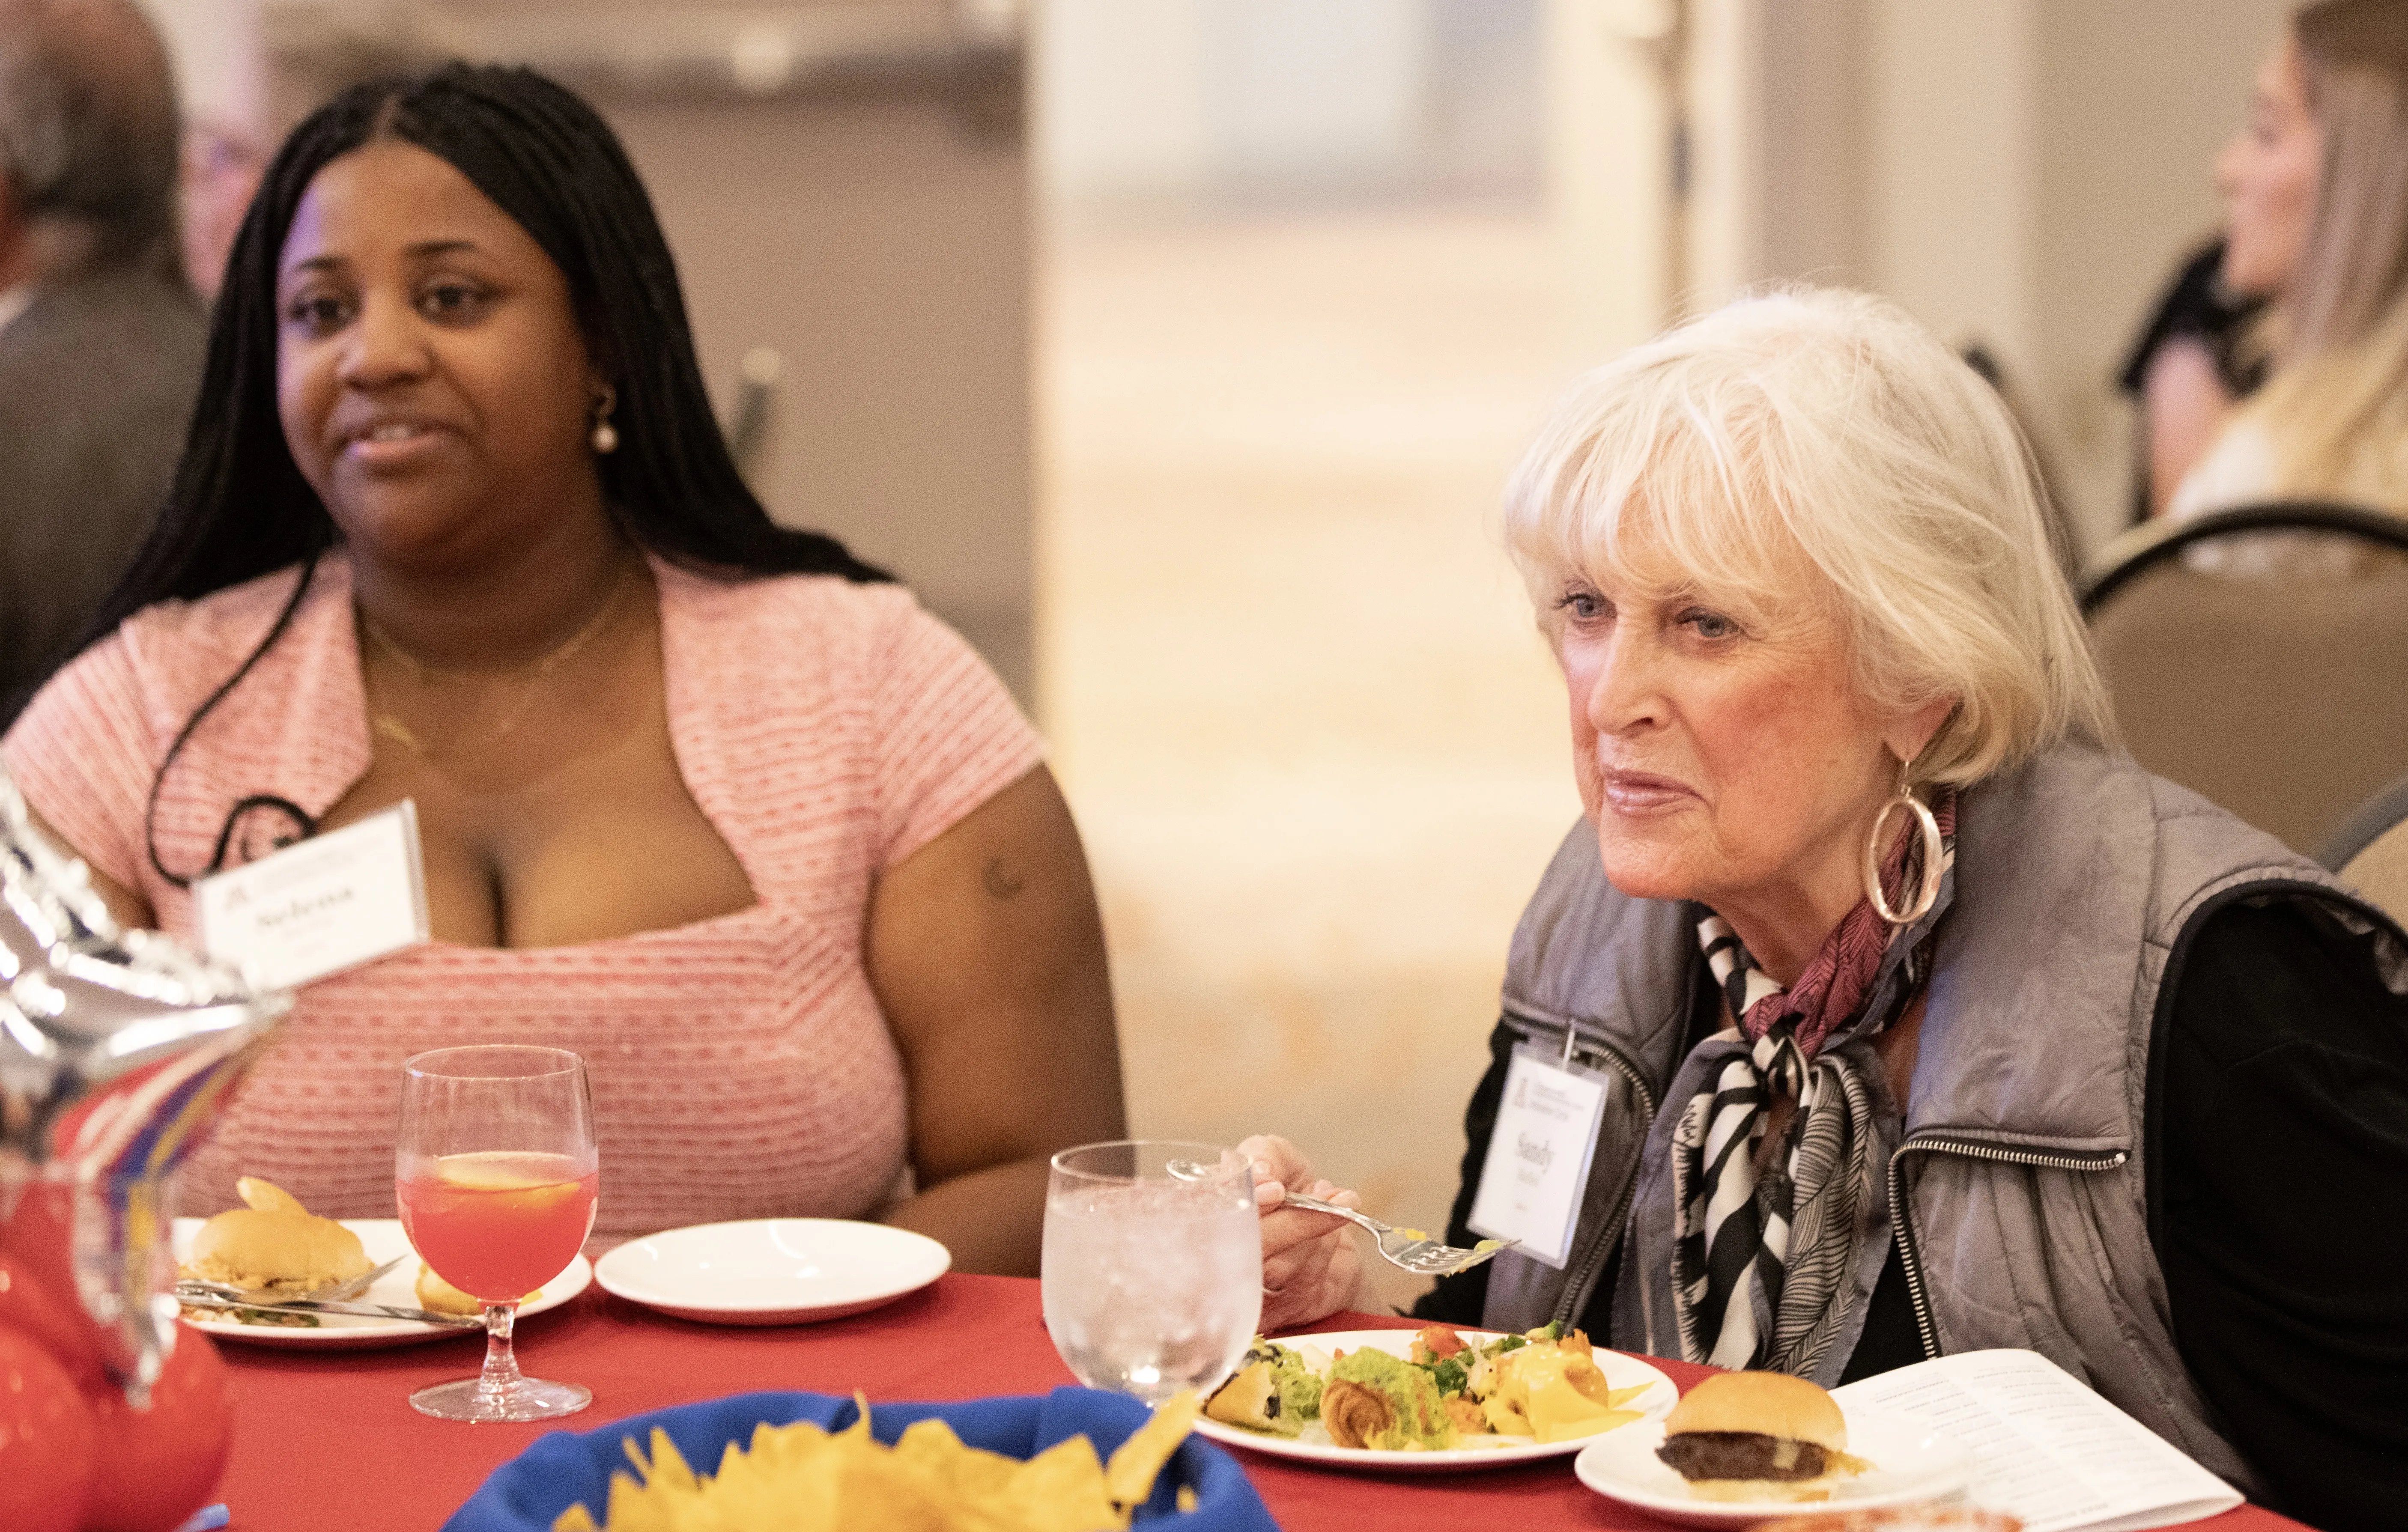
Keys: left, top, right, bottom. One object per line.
{"left": 555, "top": 1388, "right": 1197, "bottom": 1531}
{"left": 1104, "top": 1391, "right": 1199, "bottom": 1511}
{"left": 1012, "top": 1435, "right": 1122, "bottom": 1530}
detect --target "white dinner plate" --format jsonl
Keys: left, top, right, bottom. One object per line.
{"left": 1190, "top": 1328, "right": 1677, "bottom": 1473}
{"left": 170, "top": 1217, "right": 590, "bottom": 1350}
{"left": 592, "top": 1218, "right": 951, "bottom": 1326}
{"left": 1574, "top": 1407, "right": 1975, "bottom": 1527}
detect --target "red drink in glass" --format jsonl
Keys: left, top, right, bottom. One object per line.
{"left": 398, "top": 1046, "right": 596, "bottom": 1423}
{"left": 398, "top": 1150, "right": 597, "bottom": 1300}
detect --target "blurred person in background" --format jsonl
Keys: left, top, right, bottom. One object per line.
{"left": 2, "top": 63, "right": 1123, "bottom": 1275}
{"left": 181, "top": 113, "right": 264, "bottom": 299}
{"left": 0, "top": 0, "right": 203, "bottom": 721}
{"left": 1245, "top": 289, "right": 2408, "bottom": 1529}
{"left": 2169, "top": 0, "right": 2408, "bottom": 521}
{"left": 2117, "top": 239, "right": 2265, "bottom": 522}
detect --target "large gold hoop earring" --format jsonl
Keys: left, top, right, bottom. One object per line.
{"left": 1863, "top": 757, "right": 1943, "bottom": 926}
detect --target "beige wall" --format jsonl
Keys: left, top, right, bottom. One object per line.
{"left": 1862, "top": 0, "right": 2038, "bottom": 375}
{"left": 137, "top": 0, "right": 264, "bottom": 129}
{"left": 2026, "top": 0, "right": 2292, "bottom": 543}
{"left": 1544, "top": 0, "right": 1688, "bottom": 354}
{"left": 1554, "top": 0, "right": 2292, "bottom": 553}
{"left": 1800, "top": 0, "right": 2288, "bottom": 550}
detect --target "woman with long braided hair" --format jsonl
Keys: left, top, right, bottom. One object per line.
{"left": 3, "top": 65, "right": 1122, "bottom": 1275}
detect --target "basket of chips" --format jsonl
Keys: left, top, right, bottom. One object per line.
{"left": 442, "top": 1385, "right": 1280, "bottom": 1532}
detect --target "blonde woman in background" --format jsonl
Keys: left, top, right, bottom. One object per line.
{"left": 2171, "top": 0, "right": 2408, "bottom": 519}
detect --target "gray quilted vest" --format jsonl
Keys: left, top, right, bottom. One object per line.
{"left": 1476, "top": 742, "right": 2404, "bottom": 1492}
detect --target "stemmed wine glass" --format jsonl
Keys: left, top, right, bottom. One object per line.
{"left": 396, "top": 1045, "right": 599, "bottom": 1422}
{"left": 1041, "top": 1140, "right": 1262, "bottom": 1406}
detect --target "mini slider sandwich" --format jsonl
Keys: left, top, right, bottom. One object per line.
{"left": 414, "top": 1261, "right": 543, "bottom": 1316}
{"left": 1654, "top": 1371, "right": 1871, "bottom": 1502}
{"left": 182, "top": 1177, "right": 373, "bottom": 1297}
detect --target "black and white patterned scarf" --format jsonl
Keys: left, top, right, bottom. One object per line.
{"left": 1668, "top": 789, "right": 1955, "bottom": 1375}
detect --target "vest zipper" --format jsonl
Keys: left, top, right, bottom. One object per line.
{"left": 1886, "top": 1136, "right": 2130, "bottom": 1359}
{"left": 1500, "top": 1013, "right": 1658, "bottom": 1330}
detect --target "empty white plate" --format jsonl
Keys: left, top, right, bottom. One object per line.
{"left": 593, "top": 1218, "right": 950, "bottom": 1326}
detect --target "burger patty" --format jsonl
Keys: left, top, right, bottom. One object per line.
{"left": 1656, "top": 1431, "right": 1829, "bottom": 1482}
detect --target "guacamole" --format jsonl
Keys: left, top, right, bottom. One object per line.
{"left": 1225, "top": 1339, "right": 1324, "bottom": 1423}
{"left": 1275, "top": 1353, "right": 1323, "bottom": 1421}
{"left": 1330, "top": 1347, "right": 1454, "bottom": 1450}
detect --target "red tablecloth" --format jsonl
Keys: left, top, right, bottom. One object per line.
{"left": 210, "top": 1274, "right": 2312, "bottom": 1531}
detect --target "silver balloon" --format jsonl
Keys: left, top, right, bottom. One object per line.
{"left": 0, "top": 765, "right": 287, "bottom": 1402}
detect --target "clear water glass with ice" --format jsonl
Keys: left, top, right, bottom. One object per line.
{"left": 1041, "top": 1140, "right": 1262, "bottom": 1406}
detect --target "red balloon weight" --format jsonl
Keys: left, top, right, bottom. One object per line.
{"left": 0, "top": 1186, "right": 106, "bottom": 1387}
{"left": 0, "top": 1321, "right": 97, "bottom": 1532}
{"left": 0, "top": 1252, "right": 107, "bottom": 1391}
{"left": 80, "top": 1323, "right": 231, "bottom": 1532}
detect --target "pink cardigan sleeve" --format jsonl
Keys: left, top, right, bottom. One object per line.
{"left": 866, "top": 593, "right": 1045, "bottom": 870}
{"left": 3, "top": 633, "right": 159, "bottom": 893}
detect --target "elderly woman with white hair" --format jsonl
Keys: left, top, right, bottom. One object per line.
{"left": 1244, "top": 289, "right": 2408, "bottom": 1529}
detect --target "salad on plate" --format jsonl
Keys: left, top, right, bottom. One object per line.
{"left": 1203, "top": 1322, "right": 1651, "bottom": 1453}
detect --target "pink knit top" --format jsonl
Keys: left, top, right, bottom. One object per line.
{"left": 4, "top": 554, "right": 1044, "bottom": 1237}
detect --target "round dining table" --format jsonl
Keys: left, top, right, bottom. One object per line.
{"left": 207, "top": 1273, "right": 2317, "bottom": 1530}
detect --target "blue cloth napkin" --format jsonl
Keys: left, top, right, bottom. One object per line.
{"left": 444, "top": 1386, "right": 1280, "bottom": 1532}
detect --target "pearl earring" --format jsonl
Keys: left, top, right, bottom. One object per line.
{"left": 590, "top": 385, "right": 619, "bottom": 455}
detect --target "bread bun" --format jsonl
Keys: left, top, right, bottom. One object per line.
{"left": 1748, "top": 1507, "right": 2023, "bottom": 1531}
{"left": 184, "top": 1208, "right": 372, "bottom": 1294}
{"left": 1664, "top": 1371, "right": 1848, "bottom": 1452}
{"left": 234, "top": 1176, "right": 309, "bottom": 1216}
{"left": 415, "top": 1262, "right": 540, "bottom": 1314}
{"left": 1684, "top": 1475, "right": 1844, "bottom": 1503}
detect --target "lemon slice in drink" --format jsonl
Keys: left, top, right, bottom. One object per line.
{"left": 434, "top": 1151, "right": 587, "bottom": 1208}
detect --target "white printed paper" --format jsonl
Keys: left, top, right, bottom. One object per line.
{"left": 1465, "top": 1046, "right": 1608, "bottom": 1268}
{"left": 195, "top": 801, "right": 430, "bottom": 990}
{"left": 1832, "top": 1349, "right": 2244, "bottom": 1532}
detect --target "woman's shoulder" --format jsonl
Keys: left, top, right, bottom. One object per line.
{"left": 114, "top": 560, "right": 340, "bottom": 687}
{"left": 2165, "top": 416, "right": 2276, "bottom": 520}
{"left": 1500, "top": 817, "right": 1695, "bottom": 1037}
{"left": 1969, "top": 741, "right": 2284, "bottom": 852}
{"left": 3, "top": 560, "right": 337, "bottom": 892}
{"left": 655, "top": 563, "right": 1003, "bottom": 706}
{"left": 653, "top": 561, "right": 1040, "bottom": 869}
{"left": 18, "top": 560, "right": 334, "bottom": 733}
{"left": 655, "top": 562, "right": 918, "bottom": 648}
{"left": 2169, "top": 896, "right": 2408, "bottom": 1056}
{"left": 1963, "top": 743, "right": 2353, "bottom": 917}
{"left": 1950, "top": 745, "right": 2407, "bottom": 1043}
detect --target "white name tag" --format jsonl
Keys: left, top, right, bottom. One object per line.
{"left": 1466, "top": 1042, "right": 1609, "bottom": 1269}
{"left": 195, "top": 802, "right": 431, "bottom": 990}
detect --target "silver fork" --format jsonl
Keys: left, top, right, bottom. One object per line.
{"left": 1167, "top": 1159, "right": 1516, "bottom": 1276}
{"left": 179, "top": 1251, "right": 408, "bottom": 1306}
{"left": 174, "top": 1288, "right": 481, "bottom": 1328}
{"left": 1277, "top": 1191, "right": 1516, "bottom": 1276}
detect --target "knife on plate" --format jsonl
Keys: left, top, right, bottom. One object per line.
{"left": 176, "top": 1291, "right": 484, "bottom": 1328}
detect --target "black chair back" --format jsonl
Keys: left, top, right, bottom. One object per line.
{"left": 2323, "top": 768, "right": 2408, "bottom": 923}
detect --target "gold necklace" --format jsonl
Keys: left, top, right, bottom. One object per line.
{"left": 360, "top": 569, "right": 629, "bottom": 759}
